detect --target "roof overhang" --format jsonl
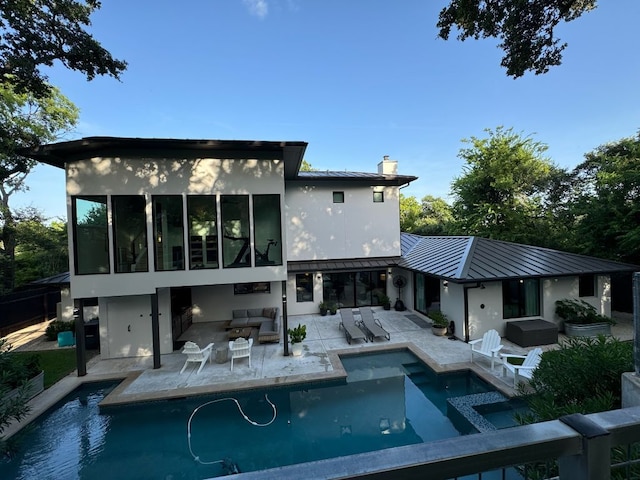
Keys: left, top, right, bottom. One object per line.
{"left": 20, "top": 137, "right": 309, "bottom": 179}
{"left": 288, "top": 257, "right": 401, "bottom": 273}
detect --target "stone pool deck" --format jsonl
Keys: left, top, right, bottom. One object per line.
{"left": 3, "top": 308, "right": 634, "bottom": 439}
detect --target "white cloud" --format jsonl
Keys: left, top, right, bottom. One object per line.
{"left": 243, "top": 0, "right": 268, "bottom": 19}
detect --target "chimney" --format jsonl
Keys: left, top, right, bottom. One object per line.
{"left": 377, "top": 155, "right": 397, "bottom": 175}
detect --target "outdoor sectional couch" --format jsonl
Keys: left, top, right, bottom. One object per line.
{"left": 230, "top": 307, "right": 280, "bottom": 343}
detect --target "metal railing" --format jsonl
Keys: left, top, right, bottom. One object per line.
{"left": 229, "top": 406, "right": 640, "bottom": 480}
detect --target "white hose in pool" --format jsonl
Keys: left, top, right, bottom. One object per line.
{"left": 187, "top": 394, "right": 277, "bottom": 466}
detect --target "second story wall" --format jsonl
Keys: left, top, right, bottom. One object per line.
{"left": 67, "top": 156, "right": 287, "bottom": 298}
{"left": 285, "top": 182, "right": 401, "bottom": 261}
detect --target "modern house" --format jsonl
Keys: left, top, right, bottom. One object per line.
{"left": 23, "top": 136, "right": 637, "bottom": 371}
{"left": 397, "top": 234, "right": 638, "bottom": 342}
{"left": 23, "top": 137, "right": 416, "bottom": 369}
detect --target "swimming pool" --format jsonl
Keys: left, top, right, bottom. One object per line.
{"left": 1, "top": 350, "right": 508, "bottom": 479}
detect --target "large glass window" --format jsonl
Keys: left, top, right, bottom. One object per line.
{"left": 296, "top": 273, "right": 314, "bottom": 302}
{"left": 112, "top": 195, "right": 148, "bottom": 273}
{"left": 153, "top": 195, "right": 185, "bottom": 271}
{"left": 72, "top": 195, "right": 110, "bottom": 275}
{"left": 322, "top": 270, "right": 386, "bottom": 308}
{"left": 503, "top": 279, "right": 540, "bottom": 319}
{"left": 73, "top": 196, "right": 110, "bottom": 275}
{"left": 221, "top": 195, "right": 251, "bottom": 268}
{"left": 187, "top": 196, "right": 218, "bottom": 269}
{"left": 414, "top": 273, "right": 440, "bottom": 314}
{"left": 253, "top": 194, "right": 282, "bottom": 266}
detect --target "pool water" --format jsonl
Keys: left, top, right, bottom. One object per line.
{"left": 1, "top": 351, "right": 512, "bottom": 479}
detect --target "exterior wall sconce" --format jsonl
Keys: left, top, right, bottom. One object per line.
{"left": 443, "top": 281, "right": 449, "bottom": 287}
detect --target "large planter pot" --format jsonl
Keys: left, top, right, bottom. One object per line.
{"left": 5, "top": 371, "right": 45, "bottom": 403}
{"left": 564, "top": 322, "right": 612, "bottom": 337}
{"left": 291, "top": 343, "right": 303, "bottom": 356}
{"left": 431, "top": 326, "right": 448, "bottom": 336}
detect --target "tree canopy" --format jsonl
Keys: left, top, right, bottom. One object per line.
{"left": 400, "top": 194, "right": 453, "bottom": 236}
{"left": 0, "top": 0, "right": 127, "bottom": 96}
{"left": 450, "top": 127, "right": 561, "bottom": 245}
{"left": 437, "top": 0, "right": 597, "bottom": 77}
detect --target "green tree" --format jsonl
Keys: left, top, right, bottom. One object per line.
{"left": 400, "top": 194, "right": 453, "bottom": 235}
{"left": 0, "top": 0, "right": 127, "bottom": 97}
{"left": 0, "top": 83, "right": 78, "bottom": 293}
{"left": 450, "top": 127, "right": 562, "bottom": 245}
{"left": 299, "top": 159, "right": 315, "bottom": 172}
{"left": 13, "top": 208, "right": 68, "bottom": 287}
{"left": 437, "top": 0, "right": 597, "bottom": 77}
{"left": 568, "top": 132, "right": 640, "bottom": 264}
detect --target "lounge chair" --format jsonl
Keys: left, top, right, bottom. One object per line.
{"left": 469, "top": 329, "right": 504, "bottom": 369}
{"left": 180, "top": 341, "right": 214, "bottom": 374}
{"left": 501, "top": 347, "right": 543, "bottom": 386}
{"left": 358, "top": 307, "right": 390, "bottom": 341}
{"left": 339, "top": 309, "right": 368, "bottom": 344}
{"left": 228, "top": 337, "right": 253, "bottom": 371}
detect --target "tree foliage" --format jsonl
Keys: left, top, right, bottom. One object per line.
{"left": 450, "top": 127, "right": 562, "bottom": 245}
{"left": 437, "top": 0, "right": 597, "bottom": 77}
{"left": 0, "top": 0, "right": 127, "bottom": 97}
{"left": 567, "top": 132, "right": 640, "bottom": 265}
{"left": 0, "top": 83, "right": 77, "bottom": 293}
{"left": 400, "top": 194, "right": 453, "bottom": 235}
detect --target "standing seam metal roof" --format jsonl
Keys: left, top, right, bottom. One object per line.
{"left": 399, "top": 233, "right": 638, "bottom": 282}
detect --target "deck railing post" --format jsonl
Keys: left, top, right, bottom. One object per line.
{"left": 558, "top": 414, "right": 611, "bottom": 480}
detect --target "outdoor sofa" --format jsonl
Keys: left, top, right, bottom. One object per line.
{"left": 229, "top": 307, "right": 280, "bottom": 343}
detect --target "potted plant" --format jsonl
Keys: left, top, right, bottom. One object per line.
{"left": 319, "top": 301, "right": 329, "bottom": 316}
{"left": 377, "top": 293, "right": 391, "bottom": 310}
{"left": 328, "top": 302, "right": 338, "bottom": 315}
{"left": 287, "top": 324, "right": 307, "bottom": 356}
{"left": 555, "top": 298, "right": 615, "bottom": 337}
{"left": 429, "top": 311, "right": 449, "bottom": 336}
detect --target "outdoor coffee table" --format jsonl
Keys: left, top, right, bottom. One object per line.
{"left": 228, "top": 327, "right": 252, "bottom": 341}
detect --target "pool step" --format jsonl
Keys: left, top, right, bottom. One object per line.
{"left": 403, "top": 363, "right": 432, "bottom": 387}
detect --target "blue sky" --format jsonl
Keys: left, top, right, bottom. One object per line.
{"left": 13, "top": 0, "right": 640, "bottom": 220}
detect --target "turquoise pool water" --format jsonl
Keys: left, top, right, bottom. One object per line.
{"left": 1, "top": 351, "right": 515, "bottom": 479}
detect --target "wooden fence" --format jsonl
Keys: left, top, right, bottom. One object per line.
{"left": 0, "top": 287, "right": 60, "bottom": 337}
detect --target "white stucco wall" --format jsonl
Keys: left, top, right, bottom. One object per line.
{"left": 66, "top": 157, "right": 286, "bottom": 299}
{"left": 441, "top": 282, "right": 466, "bottom": 339}
{"left": 285, "top": 182, "right": 401, "bottom": 261}
{"left": 191, "top": 282, "right": 283, "bottom": 322}
{"left": 98, "top": 293, "right": 172, "bottom": 359}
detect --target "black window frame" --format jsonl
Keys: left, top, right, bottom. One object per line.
{"left": 332, "top": 191, "right": 344, "bottom": 203}
{"left": 579, "top": 274, "right": 596, "bottom": 297}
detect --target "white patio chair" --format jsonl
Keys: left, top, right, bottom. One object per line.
{"left": 469, "top": 329, "right": 503, "bottom": 369}
{"left": 501, "top": 348, "right": 543, "bottom": 387}
{"left": 228, "top": 337, "right": 253, "bottom": 371}
{"left": 180, "top": 341, "right": 214, "bottom": 374}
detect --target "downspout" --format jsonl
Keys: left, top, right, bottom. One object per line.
{"left": 463, "top": 282, "right": 482, "bottom": 343}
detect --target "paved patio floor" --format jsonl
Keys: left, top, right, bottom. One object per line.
{"left": 3, "top": 308, "right": 634, "bottom": 439}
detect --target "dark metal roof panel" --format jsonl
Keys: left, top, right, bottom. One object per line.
{"left": 27, "top": 272, "right": 70, "bottom": 286}
{"left": 288, "top": 257, "right": 400, "bottom": 273}
{"left": 293, "top": 171, "right": 417, "bottom": 186}
{"left": 398, "top": 233, "right": 639, "bottom": 282}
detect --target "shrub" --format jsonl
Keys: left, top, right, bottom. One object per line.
{"left": 554, "top": 298, "right": 615, "bottom": 325}
{"left": 519, "top": 336, "right": 632, "bottom": 423}
{"left": 45, "top": 320, "right": 75, "bottom": 341}
{"left": 428, "top": 310, "right": 449, "bottom": 327}
{"left": 287, "top": 324, "right": 307, "bottom": 344}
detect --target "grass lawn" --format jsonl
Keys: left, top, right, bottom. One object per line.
{"left": 13, "top": 349, "right": 77, "bottom": 389}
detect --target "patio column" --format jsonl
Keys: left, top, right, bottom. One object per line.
{"left": 74, "top": 298, "right": 87, "bottom": 377}
{"left": 282, "top": 280, "right": 289, "bottom": 356}
{"left": 151, "top": 291, "right": 161, "bottom": 369}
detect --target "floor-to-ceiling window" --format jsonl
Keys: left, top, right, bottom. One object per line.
{"left": 187, "top": 196, "right": 218, "bottom": 269}
{"left": 413, "top": 272, "right": 440, "bottom": 314}
{"left": 322, "top": 271, "right": 386, "bottom": 308}
{"left": 253, "top": 194, "right": 282, "bottom": 266}
{"left": 111, "top": 195, "right": 148, "bottom": 273}
{"left": 503, "top": 279, "right": 540, "bottom": 318}
{"left": 221, "top": 195, "right": 251, "bottom": 268}
{"left": 73, "top": 196, "right": 110, "bottom": 275}
{"left": 153, "top": 195, "right": 185, "bottom": 271}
